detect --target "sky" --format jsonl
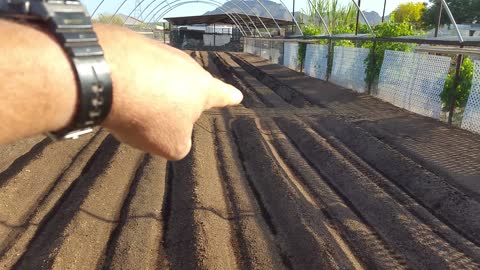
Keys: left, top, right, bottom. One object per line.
{"left": 84, "top": 0, "right": 425, "bottom": 23}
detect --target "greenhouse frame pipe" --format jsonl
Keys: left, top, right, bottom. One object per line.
{"left": 152, "top": 3, "right": 248, "bottom": 37}
{"left": 304, "top": 0, "right": 330, "bottom": 36}
{"left": 152, "top": 0, "right": 250, "bottom": 36}
{"left": 154, "top": 1, "right": 247, "bottom": 36}
{"left": 91, "top": 0, "right": 106, "bottom": 17}
{"left": 156, "top": 0, "right": 244, "bottom": 32}
{"left": 221, "top": 1, "right": 262, "bottom": 37}
{"left": 278, "top": 0, "right": 303, "bottom": 35}
{"left": 349, "top": 0, "right": 374, "bottom": 36}
{"left": 109, "top": 0, "right": 129, "bottom": 23}
{"left": 238, "top": 0, "right": 271, "bottom": 37}
{"left": 440, "top": 0, "right": 464, "bottom": 42}
{"left": 157, "top": 2, "right": 247, "bottom": 37}
{"left": 252, "top": 0, "right": 281, "bottom": 34}
{"left": 93, "top": 0, "right": 280, "bottom": 37}
{"left": 210, "top": 0, "right": 256, "bottom": 36}
{"left": 143, "top": 0, "right": 175, "bottom": 26}
{"left": 149, "top": 0, "right": 249, "bottom": 35}
{"left": 146, "top": 0, "right": 252, "bottom": 36}
{"left": 123, "top": 0, "right": 155, "bottom": 25}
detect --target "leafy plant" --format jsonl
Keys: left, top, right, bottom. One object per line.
{"left": 298, "top": 43, "right": 307, "bottom": 72}
{"left": 441, "top": 57, "right": 474, "bottom": 109}
{"left": 302, "top": 25, "right": 322, "bottom": 37}
{"left": 363, "top": 18, "right": 416, "bottom": 88}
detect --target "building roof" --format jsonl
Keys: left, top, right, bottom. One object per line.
{"left": 116, "top": 14, "right": 144, "bottom": 26}
{"left": 165, "top": 13, "right": 294, "bottom": 28}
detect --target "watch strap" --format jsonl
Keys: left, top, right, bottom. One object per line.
{"left": 42, "top": 0, "right": 113, "bottom": 138}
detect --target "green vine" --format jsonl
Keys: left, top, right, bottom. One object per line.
{"left": 362, "top": 20, "right": 416, "bottom": 88}
{"left": 298, "top": 43, "right": 307, "bottom": 72}
{"left": 441, "top": 57, "right": 474, "bottom": 109}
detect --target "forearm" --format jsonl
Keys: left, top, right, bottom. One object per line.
{"left": 0, "top": 19, "right": 76, "bottom": 144}
{"left": 0, "top": 18, "right": 242, "bottom": 159}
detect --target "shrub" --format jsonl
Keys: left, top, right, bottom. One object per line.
{"left": 441, "top": 57, "right": 474, "bottom": 109}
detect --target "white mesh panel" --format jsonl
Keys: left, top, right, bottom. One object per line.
{"left": 304, "top": 44, "right": 328, "bottom": 81}
{"left": 253, "top": 39, "right": 261, "bottom": 56}
{"left": 330, "top": 46, "right": 369, "bottom": 93}
{"left": 260, "top": 40, "right": 270, "bottom": 60}
{"left": 376, "top": 50, "right": 450, "bottom": 119}
{"left": 244, "top": 38, "right": 254, "bottom": 54}
{"left": 283, "top": 42, "right": 299, "bottom": 70}
{"left": 270, "top": 40, "right": 284, "bottom": 64}
{"left": 462, "top": 60, "right": 480, "bottom": 134}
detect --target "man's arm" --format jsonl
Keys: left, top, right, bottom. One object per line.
{"left": 0, "top": 19, "right": 243, "bottom": 160}
{"left": 0, "top": 19, "right": 76, "bottom": 143}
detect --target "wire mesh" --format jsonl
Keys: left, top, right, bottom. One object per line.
{"left": 376, "top": 50, "right": 451, "bottom": 119}
{"left": 260, "top": 40, "right": 270, "bottom": 60}
{"left": 462, "top": 60, "right": 480, "bottom": 134}
{"left": 304, "top": 44, "right": 328, "bottom": 81}
{"left": 283, "top": 42, "right": 299, "bottom": 71}
{"left": 270, "top": 40, "right": 284, "bottom": 64}
{"left": 330, "top": 46, "right": 369, "bottom": 93}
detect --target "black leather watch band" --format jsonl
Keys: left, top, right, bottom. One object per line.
{"left": 1, "top": 0, "right": 113, "bottom": 139}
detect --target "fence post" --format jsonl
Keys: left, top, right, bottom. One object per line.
{"left": 368, "top": 40, "right": 377, "bottom": 95}
{"left": 163, "top": 22, "right": 166, "bottom": 43}
{"left": 326, "top": 37, "right": 333, "bottom": 82}
{"left": 270, "top": 39, "right": 273, "bottom": 62}
{"left": 448, "top": 52, "right": 464, "bottom": 124}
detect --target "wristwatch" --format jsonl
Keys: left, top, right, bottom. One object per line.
{"left": 0, "top": 0, "right": 112, "bottom": 140}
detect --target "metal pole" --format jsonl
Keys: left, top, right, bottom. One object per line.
{"left": 213, "top": 23, "right": 216, "bottom": 47}
{"left": 292, "top": 0, "right": 295, "bottom": 34}
{"left": 326, "top": 38, "right": 333, "bottom": 82}
{"left": 440, "top": 0, "right": 463, "bottom": 42}
{"left": 278, "top": 0, "right": 303, "bottom": 36}
{"left": 368, "top": 41, "right": 377, "bottom": 94}
{"left": 434, "top": 0, "right": 442, "bottom": 37}
{"left": 350, "top": 0, "right": 374, "bottom": 36}
{"left": 448, "top": 52, "right": 463, "bottom": 124}
{"left": 163, "top": 22, "right": 166, "bottom": 43}
{"left": 305, "top": 0, "right": 331, "bottom": 36}
{"left": 382, "top": 0, "right": 386, "bottom": 22}
{"left": 355, "top": 0, "right": 361, "bottom": 35}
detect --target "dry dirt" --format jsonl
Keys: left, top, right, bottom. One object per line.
{"left": 0, "top": 50, "right": 479, "bottom": 270}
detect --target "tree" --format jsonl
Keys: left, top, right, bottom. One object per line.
{"left": 422, "top": 0, "right": 479, "bottom": 27}
{"left": 392, "top": 2, "right": 426, "bottom": 26}
{"left": 92, "top": 14, "right": 124, "bottom": 26}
